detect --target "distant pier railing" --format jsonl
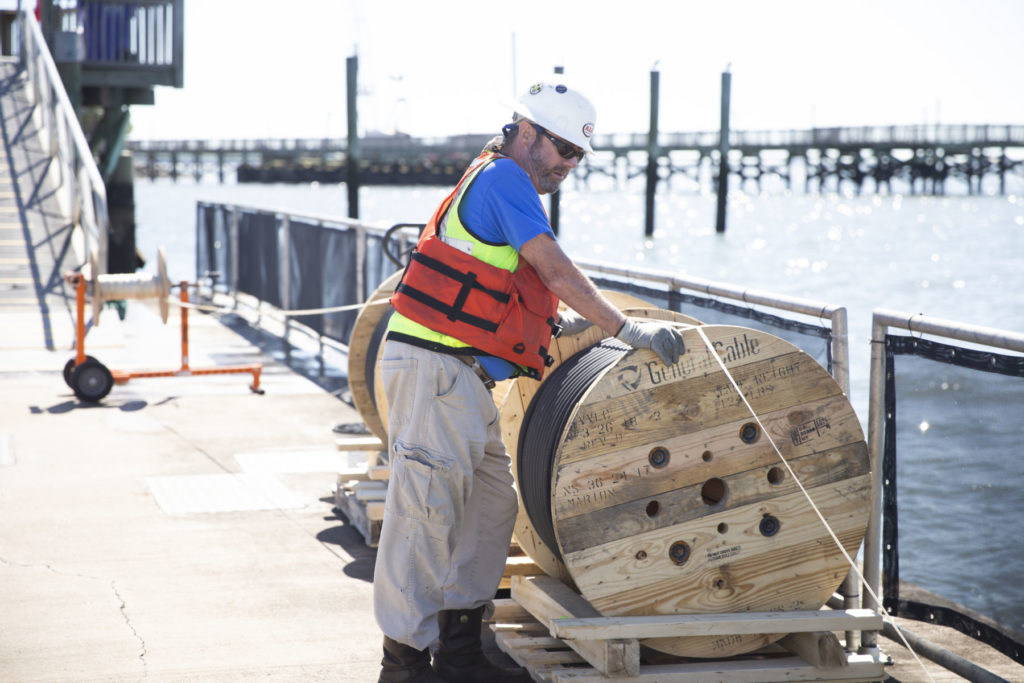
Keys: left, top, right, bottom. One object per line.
{"left": 128, "top": 124, "right": 1024, "bottom": 195}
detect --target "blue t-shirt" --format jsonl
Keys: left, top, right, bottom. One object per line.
{"left": 458, "top": 158, "right": 552, "bottom": 249}
{"left": 457, "top": 158, "right": 554, "bottom": 380}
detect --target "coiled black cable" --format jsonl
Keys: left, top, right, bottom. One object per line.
{"left": 517, "top": 338, "right": 629, "bottom": 562}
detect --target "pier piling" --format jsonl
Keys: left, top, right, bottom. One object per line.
{"left": 716, "top": 67, "right": 731, "bottom": 234}
{"left": 644, "top": 68, "right": 659, "bottom": 238}
{"left": 346, "top": 54, "right": 360, "bottom": 219}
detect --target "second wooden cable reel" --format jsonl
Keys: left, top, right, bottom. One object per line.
{"left": 347, "top": 277, "right": 871, "bottom": 658}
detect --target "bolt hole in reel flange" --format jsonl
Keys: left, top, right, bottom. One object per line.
{"left": 509, "top": 323, "right": 872, "bottom": 658}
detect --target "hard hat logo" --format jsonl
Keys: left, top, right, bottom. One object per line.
{"left": 529, "top": 83, "right": 544, "bottom": 95}
{"left": 582, "top": 123, "right": 594, "bottom": 139}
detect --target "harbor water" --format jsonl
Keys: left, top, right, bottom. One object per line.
{"left": 134, "top": 173, "right": 1024, "bottom": 633}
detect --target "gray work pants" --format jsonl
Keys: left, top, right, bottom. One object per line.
{"left": 373, "top": 341, "right": 518, "bottom": 651}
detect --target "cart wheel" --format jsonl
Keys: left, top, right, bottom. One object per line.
{"left": 63, "top": 355, "right": 99, "bottom": 387}
{"left": 71, "top": 358, "right": 114, "bottom": 402}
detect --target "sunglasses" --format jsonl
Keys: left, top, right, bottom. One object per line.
{"left": 530, "top": 123, "right": 585, "bottom": 162}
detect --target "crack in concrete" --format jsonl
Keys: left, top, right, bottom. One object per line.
{"left": 0, "top": 555, "right": 148, "bottom": 677}
{"left": 110, "top": 578, "right": 149, "bottom": 677}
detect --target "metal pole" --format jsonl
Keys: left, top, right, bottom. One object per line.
{"left": 644, "top": 67, "right": 659, "bottom": 238}
{"left": 280, "top": 214, "right": 291, "bottom": 361}
{"left": 861, "top": 314, "right": 887, "bottom": 655}
{"left": 346, "top": 54, "right": 360, "bottom": 219}
{"left": 830, "top": 305, "right": 860, "bottom": 652}
{"left": 715, "top": 67, "right": 731, "bottom": 234}
{"left": 549, "top": 65, "right": 563, "bottom": 236}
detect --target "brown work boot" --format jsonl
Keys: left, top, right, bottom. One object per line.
{"left": 378, "top": 636, "right": 447, "bottom": 682}
{"left": 432, "top": 607, "right": 530, "bottom": 682}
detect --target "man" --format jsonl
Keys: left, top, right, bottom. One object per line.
{"left": 374, "top": 81, "right": 685, "bottom": 682}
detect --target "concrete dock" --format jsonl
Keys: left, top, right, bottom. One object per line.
{"left": 0, "top": 55, "right": 382, "bottom": 681}
{"left": 1, "top": 304, "right": 384, "bottom": 682}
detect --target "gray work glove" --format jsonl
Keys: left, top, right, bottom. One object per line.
{"left": 556, "top": 308, "right": 593, "bottom": 337}
{"left": 615, "top": 319, "right": 686, "bottom": 365}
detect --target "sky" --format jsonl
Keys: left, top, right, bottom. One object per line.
{"left": 124, "top": 0, "right": 1024, "bottom": 141}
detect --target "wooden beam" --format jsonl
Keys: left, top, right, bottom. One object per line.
{"left": 511, "top": 575, "right": 639, "bottom": 677}
{"left": 550, "top": 608, "right": 883, "bottom": 641}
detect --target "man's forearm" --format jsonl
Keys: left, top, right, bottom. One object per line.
{"left": 520, "top": 234, "right": 626, "bottom": 337}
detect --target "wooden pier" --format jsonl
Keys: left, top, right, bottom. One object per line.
{"left": 128, "top": 123, "right": 1024, "bottom": 195}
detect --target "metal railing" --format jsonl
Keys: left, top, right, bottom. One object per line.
{"left": 864, "top": 309, "right": 1024, "bottom": 656}
{"left": 20, "top": 10, "right": 109, "bottom": 274}
{"left": 194, "top": 203, "right": 405, "bottom": 354}
{"left": 194, "top": 203, "right": 850, "bottom": 392}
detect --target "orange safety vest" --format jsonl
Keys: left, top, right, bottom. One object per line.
{"left": 389, "top": 154, "right": 559, "bottom": 379}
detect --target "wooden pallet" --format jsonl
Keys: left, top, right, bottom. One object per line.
{"left": 334, "top": 478, "right": 385, "bottom": 547}
{"left": 333, "top": 433, "right": 387, "bottom": 547}
{"left": 492, "top": 575, "right": 887, "bottom": 682}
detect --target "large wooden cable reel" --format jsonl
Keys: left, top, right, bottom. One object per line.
{"left": 500, "top": 321, "right": 871, "bottom": 659}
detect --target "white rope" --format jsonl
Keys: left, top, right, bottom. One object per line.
{"left": 166, "top": 296, "right": 392, "bottom": 316}
{"left": 692, "top": 324, "right": 936, "bottom": 683}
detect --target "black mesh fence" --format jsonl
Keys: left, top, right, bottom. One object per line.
{"left": 321, "top": 226, "right": 361, "bottom": 343}
{"left": 287, "top": 219, "right": 326, "bottom": 335}
{"left": 236, "top": 210, "right": 281, "bottom": 307}
{"left": 196, "top": 205, "right": 406, "bottom": 347}
{"left": 195, "top": 204, "right": 232, "bottom": 292}
{"left": 196, "top": 205, "right": 833, "bottom": 370}
{"left": 882, "top": 334, "right": 1024, "bottom": 663}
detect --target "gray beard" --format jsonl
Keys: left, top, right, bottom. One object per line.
{"left": 528, "top": 139, "right": 565, "bottom": 195}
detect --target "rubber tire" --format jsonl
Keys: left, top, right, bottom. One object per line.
{"left": 70, "top": 358, "right": 114, "bottom": 402}
{"left": 63, "top": 355, "right": 99, "bottom": 387}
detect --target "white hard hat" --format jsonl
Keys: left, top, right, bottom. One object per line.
{"left": 505, "top": 81, "right": 596, "bottom": 154}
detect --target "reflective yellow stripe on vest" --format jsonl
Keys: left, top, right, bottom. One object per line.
{"left": 388, "top": 155, "right": 518, "bottom": 349}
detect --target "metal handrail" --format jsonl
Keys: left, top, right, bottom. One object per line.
{"left": 19, "top": 10, "right": 109, "bottom": 275}
{"left": 862, "top": 308, "right": 1024, "bottom": 652}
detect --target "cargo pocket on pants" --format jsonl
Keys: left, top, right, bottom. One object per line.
{"left": 387, "top": 442, "right": 456, "bottom": 533}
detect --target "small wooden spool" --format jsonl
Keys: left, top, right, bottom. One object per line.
{"left": 90, "top": 248, "right": 171, "bottom": 326}
{"left": 505, "top": 324, "right": 871, "bottom": 658}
